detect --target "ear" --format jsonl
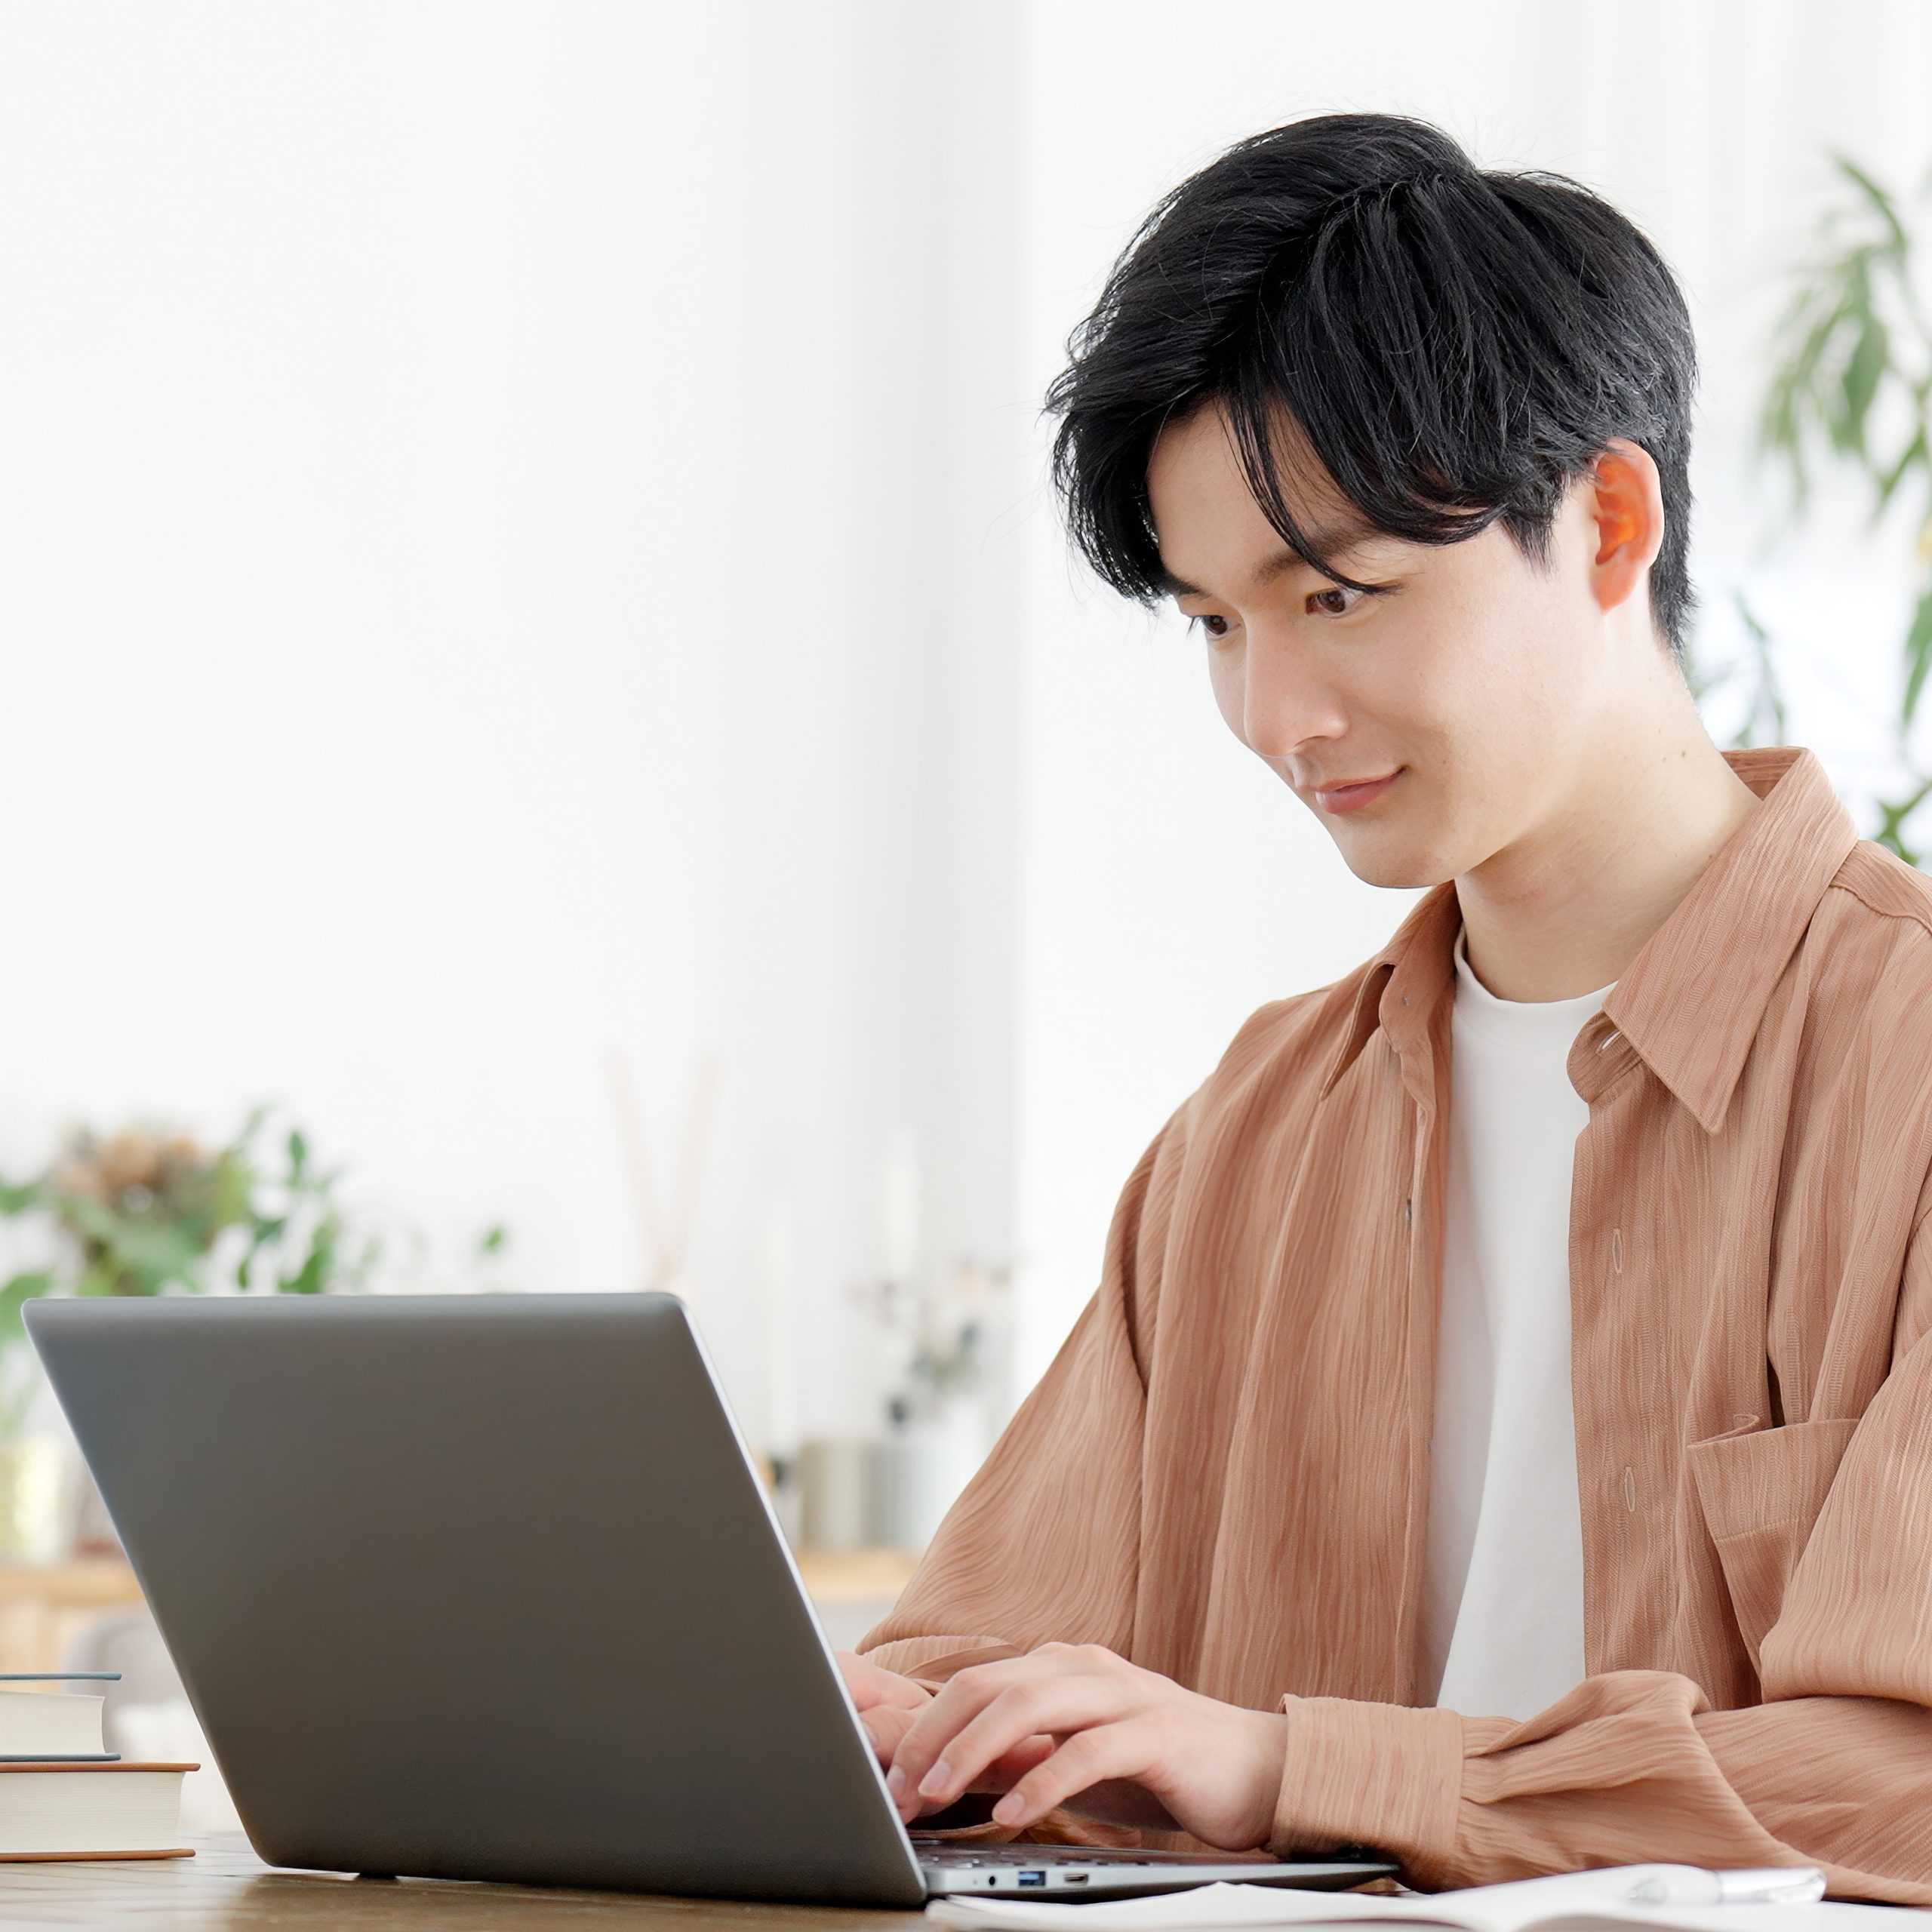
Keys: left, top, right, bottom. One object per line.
{"left": 1584, "top": 437, "right": 1666, "bottom": 623}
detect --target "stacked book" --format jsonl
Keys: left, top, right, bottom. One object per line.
{"left": 1, "top": 1671, "right": 197, "bottom": 1860}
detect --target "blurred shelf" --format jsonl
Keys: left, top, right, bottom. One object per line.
{"left": 0, "top": 1557, "right": 149, "bottom": 1674}
{"left": 790, "top": 1546, "right": 921, "bottom": 1599}
{"left": 0, "top": 1546, "right": 921, "bottom": 1672}
{"left": 0, "top": 1558, "right": 149, "bottom": 1605}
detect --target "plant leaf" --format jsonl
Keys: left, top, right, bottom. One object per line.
{"left": 0, "top": 1177, "right": 44, "bottom": 1217}
{"left": 1875, "top": 425, "right": 1929, "bottom": 522}
{"left": 56, "top": 1195, "right": 203, "bottom": 1294}
{"left": 278, "top": 1216, "right": 336, "bottom": 1295}
{"left": 1832, "top": 151, "right": 1911, "bottom": 259}
{"left": 1841, "top": 314, "right": 1888, "bottom": 458}
{"left": 0, "top": 1273, "right": 55, "bottom": 1348}
{"left": 1902, "top": 584, "right": 1932, "bottom": 728}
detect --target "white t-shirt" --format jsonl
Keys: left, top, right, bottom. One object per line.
{"left": 1420, "top": 924, "right": 1617, "bottom": 1720}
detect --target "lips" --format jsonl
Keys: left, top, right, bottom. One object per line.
{"left": 1314, "top": 769, "right": 1402, "bottom": 814}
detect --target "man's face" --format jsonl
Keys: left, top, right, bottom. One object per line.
{"left": 1145, "top": 399, "right": 1634, "bottom": 891}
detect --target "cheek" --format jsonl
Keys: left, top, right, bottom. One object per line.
{"left": 1205, "top": 653, "right": 1246, "bottom": 741}
{"left": 1430, "top": 572, "right": 1575, "bottom": 708}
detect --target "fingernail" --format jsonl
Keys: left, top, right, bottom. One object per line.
{"left": 918, "top": 1757, "right": 952, "bottom": 1797}
{"left": 992, "top": 1794, "right": 1023, "bottom": 1823}
{"left": 887, "top": 1765, "right": 904, "bottom": 1799}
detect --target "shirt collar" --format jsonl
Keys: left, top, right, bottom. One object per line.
{"left": 1318, "top": 746, "right": 1859, "bottom": 1133}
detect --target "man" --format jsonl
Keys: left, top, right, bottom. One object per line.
{"left": 838, "top": 110, "right": 1932, "bottom": 1901}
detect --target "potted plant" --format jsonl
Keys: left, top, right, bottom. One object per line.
{"left": 1690, "top": 146, "right": 1932, "bottom": 856}
{"left": 849, "top": 1254, "right": 1014, "bottom": 1552}
{"left": 0, "top": 1104, "right": 506, "bottom": 1559}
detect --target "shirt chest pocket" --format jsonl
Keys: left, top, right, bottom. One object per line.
{"left": 1684, "top": 1416, "right": 1860, "bottom": 1677}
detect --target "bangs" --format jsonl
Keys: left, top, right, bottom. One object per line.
{"left": 1044, "top": 113, "right": 1699, "bottom": 657}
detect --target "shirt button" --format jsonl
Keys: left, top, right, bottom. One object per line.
{"left": 1598, "top": 1028, "right": 1620, "bottom": 1052}
{"left": 1402, "top": 1197, "right": 1413, "bottom": 1226}
{"left": 1621, "top": 1466, "right": 1638, "bottom": 1512}
{"left": 1610, "top": 1227, "right": 1623, "bottom": 1273}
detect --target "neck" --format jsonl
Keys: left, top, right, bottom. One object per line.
{"left": 1455, "top": 687, "right": 1763, "bottom": 1004}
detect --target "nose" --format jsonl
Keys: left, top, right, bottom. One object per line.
{"left": 1239, "top": 635, "right": 1345, "bottom": 764}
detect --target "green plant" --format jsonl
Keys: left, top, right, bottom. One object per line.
{"left": 1688, "top": 147, "right": 1932, "bottom": 863}
{"left": 0, "top": 1105, "right": 510, "bottom": 1435}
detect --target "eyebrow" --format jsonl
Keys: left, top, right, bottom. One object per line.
{"left": 1156, "top": 519, "right": 1386, "bottom": 600}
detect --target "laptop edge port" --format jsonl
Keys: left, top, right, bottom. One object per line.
{"left": 1017, "top": 1871, "right": 1047, "bottom": 1887}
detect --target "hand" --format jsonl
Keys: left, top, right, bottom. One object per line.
{"left": 835, "top": 1649, "right": 934, "bottom": 1765}
{"left": 881, "top": 1641, "right": 1287, "bottom": 1851}
{"left": 835, "top": 1647, "right": 1063, "bottom": 1801}
{"left": 835, "top": 1647, "right": 934, "bottom": 1719}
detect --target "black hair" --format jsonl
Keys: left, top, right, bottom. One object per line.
{"left": 1041, "top": 111, "right": 1701, "bottom": 666}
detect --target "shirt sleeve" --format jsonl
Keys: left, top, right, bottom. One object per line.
{"left": 852, "top": 1095, "right": 1192, "bottom": 1847}
{"left": 1267, "top": 1197, "right": 1932, "bottom": 1904}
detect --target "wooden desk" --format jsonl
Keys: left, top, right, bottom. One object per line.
{"left": 1, "top": 1831, "right": 932, "bottom": 1927}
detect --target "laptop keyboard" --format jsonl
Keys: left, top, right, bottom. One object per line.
{"left": 918, "top": 1844, "right": 1168, "bottom": 1866}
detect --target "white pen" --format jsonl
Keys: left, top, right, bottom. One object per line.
{"left": 1623, "top": 1866, "right": 1828, "bottom": 1906}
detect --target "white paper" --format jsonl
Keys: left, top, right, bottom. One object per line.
{"left": 923, "top": 1864, "right": 1932, "bottom": 1932}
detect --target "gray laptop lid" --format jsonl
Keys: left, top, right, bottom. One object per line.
{"left": 23, "top": 1291, "right": 933, "bottom": 1904}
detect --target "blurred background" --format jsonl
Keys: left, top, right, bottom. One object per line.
{"left": 1, "top": 0, "right": 1930, "bottom": 1834}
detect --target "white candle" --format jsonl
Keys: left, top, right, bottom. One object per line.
{"left": 883, "top": 1127, "right": 921, "bottom": 1284}
{"left": 764, "top": 1191, "right": 798, "bottom": 1455}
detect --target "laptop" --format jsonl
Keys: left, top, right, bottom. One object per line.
{"left": 23, "top": 1291, "right": 1398, "bottom": 1904}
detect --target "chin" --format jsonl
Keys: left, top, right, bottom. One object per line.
{"left": 1336, "top": 841, "right": 1457, "bottom": 892}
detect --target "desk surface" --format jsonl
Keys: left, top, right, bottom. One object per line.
{"left": 2, "top": 1831, "right": 932, "bottom": 1927}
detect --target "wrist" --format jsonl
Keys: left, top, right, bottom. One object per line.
{"left": 1241, "top": 1707, "right": 1293, "bottom": 1850}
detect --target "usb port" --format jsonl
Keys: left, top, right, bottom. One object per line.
{"left": 1017, "top": 1871, "right": 1047, "bottom": 1887}
{"left": 1065, "top": 1873, "right": 1091, "bottom": 1884}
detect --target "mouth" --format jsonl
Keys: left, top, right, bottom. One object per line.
{"left": 1312, "top": 768, "right": 1404, "bottom": 814}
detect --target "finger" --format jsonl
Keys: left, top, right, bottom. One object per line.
{"left": 888, "top": 1647, "right": 1117, "bottom": 1816}
{"left": 863, "top": 1703, "right": 918, "bottom": 1768}
{"left": 900, "top": 1676, "right": 1132, "bottom": 1820}
{"left": 866, "top": 1668, "right": 935, "bottom": 1713}
{"left": 887, "top": 1658, "right": 1052, "bottom": 1817}
{"left": 838, "top": 1652, "right": 932, "bottom": 1714}
{"left": 870, "top": 1704, "right": 1052, "bottom": 1791}
{"left": 986, "top": 1721, "right": 1156, "bottom": 1833}
{"left": 855, "top": 1678, "right": 929, "bottom": 1715}
{"left": 977, "top": 1731, "right": 1057, "bottom": 1793}
{"left": 912, "top": 1678, "right": 1130, "bottom": 1810}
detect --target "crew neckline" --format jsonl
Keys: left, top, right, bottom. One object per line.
{"left": 1452, "top": 926, "right": 1617, "bottom": 1042}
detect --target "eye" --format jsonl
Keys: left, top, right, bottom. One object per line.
{"left": 1306, "top": 583, "right": 1385, "bottom": 619}
{"left": 1183, "top": 581, "right": 1392, "bottom": 639}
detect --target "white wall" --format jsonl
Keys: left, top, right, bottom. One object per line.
{"left": 2, "top": 1, "right": 1927, "bottom": 1444}
{"left": 0, "top": 0, "right": 1026, "bottom": 1442}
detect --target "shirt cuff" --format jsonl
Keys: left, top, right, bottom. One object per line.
{"left": 1271, "top": 1694, "right": 1465, "bottom": 1884}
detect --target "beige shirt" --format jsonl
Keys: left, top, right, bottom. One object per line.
{"left": 858, "top": 744, "right": 1932, "bottom": 1903}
